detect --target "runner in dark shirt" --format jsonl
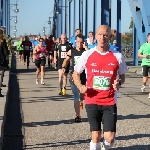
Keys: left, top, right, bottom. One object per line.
{"left": 21, "top": 36, "right": 32, "bottom": 69}
{"left": 54, "top": 34, "right": 72, "bottom": 95}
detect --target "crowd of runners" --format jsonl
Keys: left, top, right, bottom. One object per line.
{"left": 12, "top": 25, "right": 129, "bottom": 150}
{"left": 2, "top": 23, "right": 150, "bottom": 149}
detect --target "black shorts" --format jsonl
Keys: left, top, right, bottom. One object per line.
{"left": 142, "top": 65, "right": 150, "bottom": 77}
{"left": 35, "top": 59, "right": 46, "bottom": 68}
{"left": 69, "top": 70, "right": 86, "bottom": 85}
{"left": 85, "top": 104, "right": 117, "bottom": 132}
{"left": 48, "top": 51, "right": 54, "bottom": 56}
{"left": 57, "top": 60, "right": 70, "bottom": 74}
{"left": 19, "top": 51, "right": 23, "bottom": 55}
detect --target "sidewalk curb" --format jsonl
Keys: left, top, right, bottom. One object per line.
{"left": 0, "top": 55, "right": 11, "bottom": 150}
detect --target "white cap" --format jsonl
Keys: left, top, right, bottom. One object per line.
{"left": 35, "top": 37, "right": 37, "bottom": 40}
{"left": 113, "top": 40, "right": 117, "bottom": 43}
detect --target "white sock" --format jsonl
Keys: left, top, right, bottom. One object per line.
{"left": 90, "top": 140, "right": 100, "bottom": 150}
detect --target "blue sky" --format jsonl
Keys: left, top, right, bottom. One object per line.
{"left": 10, "top": 0, "right": 132, "bottom": 37}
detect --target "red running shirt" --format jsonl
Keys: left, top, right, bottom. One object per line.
{"left": 74, "top": 48, "right": 127, "bottom": 106}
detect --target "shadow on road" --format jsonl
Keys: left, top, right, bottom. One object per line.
{"left": 22, "top": 117, "right": 88, "bottom": 127}
{"left": 112, "top": 144, "right": 150, "bottom": 150}
{"left": 23, "top": 139, "right": 90, "bottom": 149}
{"left": 2, "top": 55, "right": 24, "bottom": 150}
{"left": 118, "top": 114, "right": 150, "bottom": 120}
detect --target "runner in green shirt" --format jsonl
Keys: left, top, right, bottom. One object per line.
{"left": 138, "top": 33, "right": 150, "bottom": 98}
{"left": 17, "top": 36, "right": 24, "bottom": 62}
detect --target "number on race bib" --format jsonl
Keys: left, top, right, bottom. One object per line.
{"left": 61, "top": 52, "right": 67, "bottom": 58}
{"left": 93, "top": 76, "right": 111, "bottom": 90}
{"left": 25, "top": 46, "right": 29, "bottom": 50}
{"left": 39, "top": 53, "right": 46, "bottom": 58}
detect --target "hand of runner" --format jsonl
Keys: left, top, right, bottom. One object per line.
{"left": 83, "top": 42, "right": 87, "bottom": 49}
{"left": 70, "top": 75, "right": 73, "bottom": 81}
{"left": 79, "top": 85, "right": 88, "bottom": 94}
{"left": 62, "top": 68, "right": 66, "bottom": 74}
{"left": 112, "top": 79, "right": 120, "bottom": 91}
{"left": 144, "top": 54, "right": 148, "bottom": 58}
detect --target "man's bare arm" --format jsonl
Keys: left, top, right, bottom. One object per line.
{"left": 138, "top": 51, "right": 149, "bottom": 59}
{"left": 83, "top": 42, "right": 89, "bottom": 50}
{"left": 54, "top": 50, "right": 57, "bottom": 60}
{"left": 33, "top": 46, "right": 37, "bottom": 55}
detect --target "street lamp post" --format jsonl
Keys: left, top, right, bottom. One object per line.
{"left": 56, "top": 6, "right": 68, "bottom": 15}
{"left": 43, "top": 27, "right": 45, "bottom": 34}
{"left": 42, "top": 26, "right": 50, "bottom": 35}
{"left": 10, "top": 25, "right": 17, "bottom": 39}
{"left": 10, "top": 16, "right": 18, "bottom": 24}
{"left": 14, "top": 33, "right": 16, "bottom": 38}
{"left": 14, "top": 26, "right": 17, "bottom": 32}
{"left": 9, "top": 1, "right": 19, "bottom": 36}
{"left": 11, "top": 26, "right": 17, "bottom": 32}
{"left": 10, "top": 3, "right": 19, "bottom": 13}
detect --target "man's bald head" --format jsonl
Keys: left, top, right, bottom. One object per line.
{"left": 61, "top": 33, "right": 67, "bottom": 44}
{"left": 61, "top": 33, "right": 67, "bottom": 38}
{"left": 96, "top": 25, "right": 111, "bottom": 49}
{"left": 96, "top": 25, "right": 111, "bottom": 37}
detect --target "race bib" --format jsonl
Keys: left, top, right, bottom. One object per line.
{"left": 25, "top": 46, "right": 29, "bottom": 50}
{"left": 40, "top": 53, "right": 46, "bottom": 58}
{"left": 74, "top": 56, "right": 80, "bottom": 65}
{"left": 49, "top": 51, "right": 53, "bottom": 54}
{"left": 93, "top": 76, "right": 111, "bottom": 90}
{"left": 61, "top": 46, "right": 66, "bottom": 52}
{"left": 61, "top": 52, "right": 67, "bottom": 58}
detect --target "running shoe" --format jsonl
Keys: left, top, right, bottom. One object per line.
{"left": 75, "top": 115, "right": 82, "bottom": 123}
{"left": 148, "top": 93, "right": 150, "bottom": 98}
{"left": 141, "top": 85, "right": 145, "bottom": 92}
{"left": 62, "top": 87, "right": 66, "bottom": 95}
{"left": 36, "top": 79, "right": 39, "bottom": 85}
{"left": 41, "top": 80, "right": 45, "bottom": 85}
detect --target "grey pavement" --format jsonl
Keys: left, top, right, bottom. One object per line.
{"left": 125, "top": 58, "right": 142, "bottom": 75}
{"left": 4, "top": 56, "right": 150, "bottom": 149}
